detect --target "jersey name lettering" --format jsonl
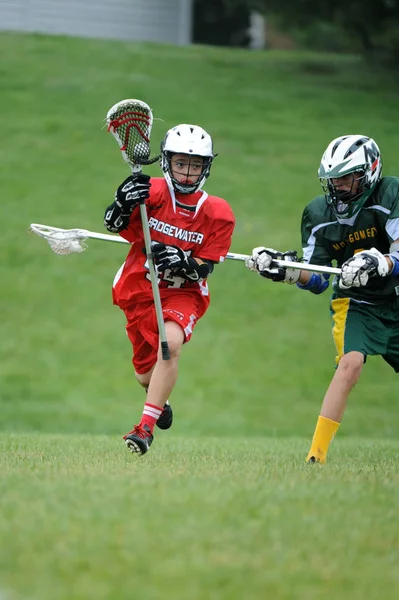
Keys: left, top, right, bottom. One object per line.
{"left": 332, "top": 227, "right": 378, "bottom": 251}
{"left": 148, "top": 217, "right": 204, "bottom": 244}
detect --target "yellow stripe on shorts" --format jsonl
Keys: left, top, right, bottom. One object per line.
{"left": 331, "top": 297, "right": 350, "bottom": 365}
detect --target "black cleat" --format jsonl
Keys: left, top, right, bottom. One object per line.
{"left": 123, "top": 424, "right": 153, "bottom": 455}
{"left": 156, "top": 402, "right": 173, "bottom": 430}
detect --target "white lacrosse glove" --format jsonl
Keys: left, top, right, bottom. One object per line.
{"left": 245, "top": 247, "right": 274, "bottom": 272}
{"left": 245, "top": 247, "right": 300, "bottom": 284}
{"left": 339, "top": 247, "right": 389, "bottom": 289}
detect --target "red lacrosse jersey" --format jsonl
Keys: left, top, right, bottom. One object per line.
{"left": 112, "top": 177, "right": 235, "bottom": 311}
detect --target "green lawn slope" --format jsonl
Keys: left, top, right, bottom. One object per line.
{"left": 0, "top": 32, "right": 398, "bottom": 600}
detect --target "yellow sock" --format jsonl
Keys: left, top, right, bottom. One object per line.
{"left": 305, "top": 416, "right": 340, "bottom": 463}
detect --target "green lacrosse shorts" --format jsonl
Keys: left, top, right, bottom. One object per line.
{"left": 330, "top": 295, "right": 399, "bottom": 372}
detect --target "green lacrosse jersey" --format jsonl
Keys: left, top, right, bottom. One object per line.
{"left": 300, "top": 176, "right": 399, "bottom": 303}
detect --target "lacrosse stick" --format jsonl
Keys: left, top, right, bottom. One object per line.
{"left": 106, "top": 98, "right": 171, "bottom": 360}
{"left": 28, "top": 224, "right": 341, "bottom": 276}
{"left": 224, "top": 252, "right": 340, "bottom": 275}
{"left": 28, "top": 223, "right": 127, "bottom": 255}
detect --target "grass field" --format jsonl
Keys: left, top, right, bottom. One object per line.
{"left": 1, "top": 32, "right": 399, "bottom": 599}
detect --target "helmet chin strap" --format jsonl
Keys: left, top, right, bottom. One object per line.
{"left": 165, "top": 176, "right": 208, "bottom": 216}
{"left": 335, "top": 189, "right": 363, "bottom": 205}
{"left": 173, "top": 177, "right": 198, "bottom": 194}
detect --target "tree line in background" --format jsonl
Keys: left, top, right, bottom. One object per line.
{"left": 198, "top": 0, "right": 399, "bottom": 67}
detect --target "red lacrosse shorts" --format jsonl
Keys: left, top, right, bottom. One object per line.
{"left": 124, "top": 292, "right": 206, "bottom": 374}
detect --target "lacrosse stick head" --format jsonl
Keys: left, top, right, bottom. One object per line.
{"left": 29, "top": 224, "right": 88, "bottom": 255}
{"left": 106, "top": 99, "right": 160, "bottom": 172}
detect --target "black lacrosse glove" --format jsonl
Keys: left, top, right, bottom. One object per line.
{"left": 116, "top": 173, "right": 151, "bottom": 211}
{"left": 104, "top": 174, "right": 151, "bottom": 233}
{"left": 151, "top": 241, "right": 188, "bottom": 272}
{"left": 150, "top": 242, "right": 210, "bottom": 281}
{"left": 259, "top": 249, "right": 300, "bottom": 284}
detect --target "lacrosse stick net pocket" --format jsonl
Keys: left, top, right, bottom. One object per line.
{"left": 29, "top": 224, "right": 88, "bottom": 255}
{"left": 106, "top": 99, "right": 160, "bottom": 166}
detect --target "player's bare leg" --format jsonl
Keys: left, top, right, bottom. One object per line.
{"left": 134, "top": 366, "right": 173, "bottom": 430}
{"left": 135, "top": 367, "right": 154, "bottom": 389}
{"left": 134, "top": 321, "right": 183, "bottom": 429}
{"left": 124, "top": 321, "right": 184, "bottom": 454}
{"left": 146, "top": 320, "right": 184, "bottom": 407}
{"left": 306, "top": 351, "right": 364, "bottom": 463}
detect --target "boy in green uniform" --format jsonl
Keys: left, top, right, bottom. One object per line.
{"left": 246, "top": 134, "right": 399, "bottom": 463}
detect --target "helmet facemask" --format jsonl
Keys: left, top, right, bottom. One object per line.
{"left": 160, "top": 124, "right": 215, "bottom": 194}
{"left": 162, "top": 151, "right": 213, "bottom": 195}
{"left": 321, "top": 170, "right": 367, "bottom": 217}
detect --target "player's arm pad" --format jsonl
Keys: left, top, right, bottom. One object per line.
{"left": 296, "top": 273, "right": 330, "bottom": 295}
{"left": 174, "top": 258, "right": 214, "bottom": 282}
{"left": 387, "top": 242, "right": 399, "bottom": 276}
{"left": 201, "top": 259, "right": 214, "bottom": 275}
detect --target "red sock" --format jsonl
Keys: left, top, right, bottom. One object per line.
{"left": 139, "top": 402, "right": 163, "bottom": 433}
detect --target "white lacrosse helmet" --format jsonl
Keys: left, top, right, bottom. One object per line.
{"left": 161, "top": 124, "right": 215, "bottom": 194}
{"left": 318, "top": 135, "right": 382, "bottom": 219}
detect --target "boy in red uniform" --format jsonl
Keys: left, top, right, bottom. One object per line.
{"left": 104, "top": 124, "right": 235, "bottom": 455}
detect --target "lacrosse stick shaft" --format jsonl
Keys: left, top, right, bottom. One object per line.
{"left": 226, "top": 252, "right": 340, "bottom": 275}
{"left": 84, "top": 233, "right": 338, "bottom": 275}
{"left": 69, "top": 229, "right": 129, "bottom": 243}
{"left": 139, "top": 202, "right": 170, "bottom": 361}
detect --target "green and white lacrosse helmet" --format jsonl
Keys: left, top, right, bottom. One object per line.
{"left": 318, "top": 135, "right": 382, "bottom": 219}
{"left": 161, "top": 124, "right": 215, "bottom": 194}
